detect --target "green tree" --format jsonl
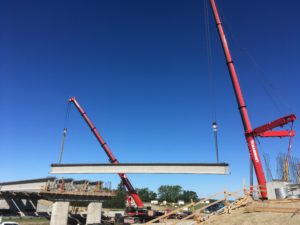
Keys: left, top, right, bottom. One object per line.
{"left": 179, "top": 190, "right": 199, "bottom": 202}
{"left": 158, "top": 185, "right": 182, "bottom": 202}
{"left": 137, "top": 188, "right": 157, "bottom": 202}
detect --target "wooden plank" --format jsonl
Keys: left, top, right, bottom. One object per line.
{"left": 144, "top": 191, "right": 224, "bottom": 225}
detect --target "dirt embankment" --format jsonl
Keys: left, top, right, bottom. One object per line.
{"left": 202, "top": 200, "right": 300, "bottom": 225}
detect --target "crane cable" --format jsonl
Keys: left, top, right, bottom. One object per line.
{"left": 287, "top": 121, "right": 294, "bottom": 159}
{"left": 216, "top": 5, "right": 289, "bottom": 116}
{"left": 58, "top": 101, "right": 71, "bottom": 164}
{"left": 204, "top": 0, "right": 219, "bottom": 162}
{"left": 284, "top": 122, "right": 294, "bottom": 181}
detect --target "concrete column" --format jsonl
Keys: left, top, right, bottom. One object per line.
{"left": 86, "top": 202, "right": 102, "bottom": 225}
{"left": 50, "top": 201, "right": 69, "bottom": 225}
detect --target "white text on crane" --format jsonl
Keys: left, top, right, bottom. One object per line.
{"left": 250, "top": 139, "right": 260, "bottom": 163}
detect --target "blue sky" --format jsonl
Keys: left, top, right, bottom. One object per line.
{"left": 1, "top": 0, "right": 299, "bottom": 197}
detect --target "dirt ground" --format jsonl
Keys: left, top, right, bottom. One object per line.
{"left": 3, "top": 200, "right": 300, "bottom": 225}
{"left": 0, "top": 221, "right": 49, "bottom": 225}
{"left": 201, "top": 200, "right": 300, "bottom": 225}
{"left": 17, "top": 223, "right": 49, "bottom": 225}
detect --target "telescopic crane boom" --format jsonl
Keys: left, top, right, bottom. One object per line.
{"left": 69, "top": 96, "right": 144, "bottom": 207}
{"left": 209, "top": 0, "right": 296, "bottom": 198}
{"left": 209, "top": 0, "right": 267, "bottom": 198}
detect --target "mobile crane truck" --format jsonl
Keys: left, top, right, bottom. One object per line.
{"left": 67, "top": 97, "right": 161, "bottom": 224}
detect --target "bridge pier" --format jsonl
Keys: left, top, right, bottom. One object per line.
{"left": 50, "top": 201, "right": 70, "bottom": 225}
{"left": 86, "top": 202, "right": 102, "bottom": 225}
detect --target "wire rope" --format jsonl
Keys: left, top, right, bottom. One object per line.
{"left": 217, "top": 5, "right": 293, "bottom": 115}
{"left": 58, "top": 101, "right": 71, "bottom": 163}
{"left": 204, "top": 0, "right": 217, "bottom": 122}
{"left": 204, "top": 0, "right": 220, "bottom": 162}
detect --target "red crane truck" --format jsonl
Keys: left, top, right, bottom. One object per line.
{"left": 69, "top": 97, "right": 160, "bottom": 224}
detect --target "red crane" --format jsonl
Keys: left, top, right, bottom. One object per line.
{"left": 63, "top": 1, "right": 296, "bottom": 202}
{"left": 209, "top": 0, "right": 296, "bottom": 198}
{"left": 69, "top": 96, "right": 144, "bottom": 207}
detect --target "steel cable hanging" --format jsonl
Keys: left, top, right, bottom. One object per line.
{"left": 283, "top": 121, "right": 294, "bottom": 181}
{"left": 58, "top": 101, "right": 71, "bottom": 163}
{"left": 204, "top": 0, "right": 216, "bottom": 122}
{"left": 216, "top": 5, "right": 292, "bottom": 116}
{"left": 204, "top": 0, "right": 219, "bottom": 162}
{"left": 256, "top": 138, "right": 273, "bottom": 182}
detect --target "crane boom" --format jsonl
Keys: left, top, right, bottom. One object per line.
{"left": 69, "top": 96, "right": 144, "bottom": 207}
{"left": 209, "top": 0, "right": 268, "bottom": 198}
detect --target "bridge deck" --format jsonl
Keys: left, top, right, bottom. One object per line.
{"left": 0, "top": 177, "right": 115, "bottom": 202}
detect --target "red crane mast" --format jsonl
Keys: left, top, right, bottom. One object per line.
{"left": 209, "top": 0, "right": 296, "bottom": 198}
{"left": 69, "top": 96, "right": 144, "bottom": 207}
{"left": 209, "top": 0, "right": 268, "bottom": 198}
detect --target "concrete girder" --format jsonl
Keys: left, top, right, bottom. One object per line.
{"left": 50, "top": 163, "right": 229, "bottom": 175}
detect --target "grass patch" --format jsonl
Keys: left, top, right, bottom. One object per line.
{"left": 1, "top": 217, "right": 49, "bottom": 222}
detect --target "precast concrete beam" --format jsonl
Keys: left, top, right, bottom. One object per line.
{"left": 0, "top": 177, "right": 56, "bottom": 192}
{"left": 50, "top": 163, "right": 229, "bottom": 175}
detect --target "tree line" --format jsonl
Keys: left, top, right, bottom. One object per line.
{"left": 103, "top": 183, "right": 199, "bottom": 209}
{"left": 137, "top": 185, "right": 199, "bottom": 203}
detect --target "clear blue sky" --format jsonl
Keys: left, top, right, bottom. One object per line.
{"left": 1, "top": 0, "right": 299, "bottom": 197}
